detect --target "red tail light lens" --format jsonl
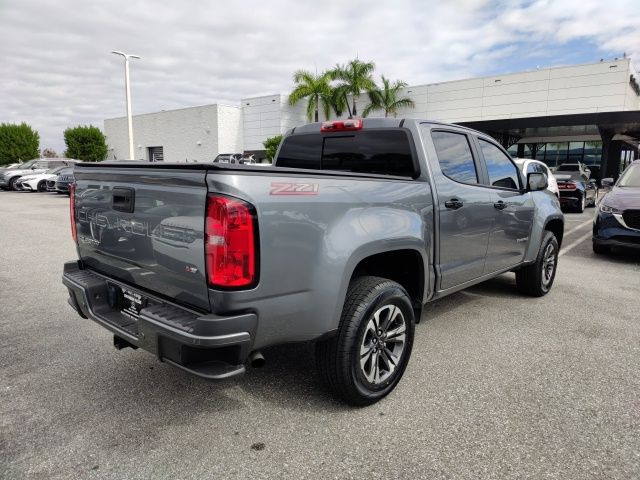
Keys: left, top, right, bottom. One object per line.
{"left": 321, "top": 118, "right": 363, "bottom": 132}
{"left": 205, "top": 195, "right": 256, "bottom": 288}
{"left": 559, "top": 182, "right": 577, "bottom": 190}
{"left": 69, "top": 183, "right": 78, "bottom": 243}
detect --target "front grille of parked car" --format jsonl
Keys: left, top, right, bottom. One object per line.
{"left": 622, "top": 210, "right": 640, "bottom": 230}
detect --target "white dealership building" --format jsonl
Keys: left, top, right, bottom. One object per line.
{"left": 104, "top": 58, "right": 640, "bottom": 178}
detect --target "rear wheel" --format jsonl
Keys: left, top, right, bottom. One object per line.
{"left": 516, "top": 231, "right": 559, "bottom": 297}
{"left": 576, "top": 194, "right": 585, "bottom": 213}
{"left": 316, "top": 276, "right": 415, "bottom": 406}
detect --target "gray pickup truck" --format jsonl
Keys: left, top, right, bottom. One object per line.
{"left": 62, "top": 118, "right": 564, "bottom": 405}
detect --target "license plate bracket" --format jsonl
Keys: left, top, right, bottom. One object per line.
{"left": 121, "top": 287, "right": 146, "bottom": 321}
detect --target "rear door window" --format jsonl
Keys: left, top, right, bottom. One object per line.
{"left": 478, "top": 139, "right": 521, "bottom": 190}
{"left": 431, "top": 131, "right": 478, "bottom": 184}
{"left": 277, "top": 130, "right": 416, "bottom": 177}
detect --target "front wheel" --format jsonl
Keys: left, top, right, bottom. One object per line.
{"left": 515, "top": 231, "right": 559, "bottom": 297}
{"left": 316, "top": 276, "right": 415, "bottom": 406}
{"left": 37, "top": 181, "right": 47, "bottom": 192}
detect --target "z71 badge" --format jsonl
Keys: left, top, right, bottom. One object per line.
{"left": 270, "top": 182, "right": 319, "bottom": 195}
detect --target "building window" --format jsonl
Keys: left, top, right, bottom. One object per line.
{"left": 583, "top": 141, "right": 602, "bottom": 166}
{"left": 520, "top": 141, "right": 602, "bottom": 168}
{"left": 148, "top": 146, "right": 164, "bottom": 162}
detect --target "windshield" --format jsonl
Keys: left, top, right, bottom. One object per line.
{"left": 47, "top": 166, "right": 66, "bottom": 174}
{"left": 618, "top": 164, "right": 640, "bottom": 187}
{"left": 556, "top": 164, "right": 579, "bottom": 171}
{"left": 6, "top": 159, "right": 37, "bottom": 170}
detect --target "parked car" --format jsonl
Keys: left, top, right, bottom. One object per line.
{"left": 514, "top": 158, "right": 559, "bottom": 197}
{"left": 14, "top": 166, "right": 68, "bottom": 192}
{"left": 0, "top": 159, "right": 38, "bottom": 178}
{"left": 0, "top": 158, "right": 77, "bottom": 190}
{"left": 239, "top": 154, "right": 256, "bottom": 165}
{"left": 62, "top": 118, "right": 563, "bottom": 405}
{"left": 592, "top": 160, "right": 640, "bottom": 253}
{"left": 555, "top": 162, "right": 591, "bottom": 179}
{"left": 555, "top": 171, "right": 598, "bottom": 213}
{"left": 51, "top": 167, "right": 75, "bottom": 194}
{"left": 213, "top": 153, "right": 242, "bottom": 164}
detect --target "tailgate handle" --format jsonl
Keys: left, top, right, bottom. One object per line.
{"left": 112, "top": 187, "right": 135, "bottom": 213}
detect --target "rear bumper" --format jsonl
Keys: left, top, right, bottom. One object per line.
{"left": 558, "top": 192, "right": 582, "bottom": 207}
{"left": 62, "top": 261, "right": 257, "bottom": 380}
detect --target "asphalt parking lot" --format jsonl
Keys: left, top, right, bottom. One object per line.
{"left": 1, "top": 191, "right": 639, "bottom": 480}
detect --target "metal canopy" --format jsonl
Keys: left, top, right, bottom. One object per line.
{"left": 458, "top": 111, "right": 640, "bottom": 141}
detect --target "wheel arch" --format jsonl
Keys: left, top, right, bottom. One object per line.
{"left": 544, "top": 217, "right": 564, "bottom": 248}
{"left": 347, "top": 248, "right": 427, "bottom": 322}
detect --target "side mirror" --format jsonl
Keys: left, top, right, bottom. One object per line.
{"left": 601, "top": 177, "right": 614, "bottom": 187}
{"left": 527, "top": 172, "right": 548, "bottom": 191}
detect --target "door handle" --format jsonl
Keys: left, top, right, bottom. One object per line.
{"left": 494, "top": 200, "right": 507, "bottom": 210}
{"left": 444, "top": 199, "right": 463, "bottom": 209}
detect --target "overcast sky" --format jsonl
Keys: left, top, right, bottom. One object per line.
{"left": 1, "top": 0, "right": 639, "bottom": 152}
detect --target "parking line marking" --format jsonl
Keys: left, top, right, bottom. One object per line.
{"left": 563, "top": 219, "right": 592, "bottom": 238}
{"left": 559, "top": 231, "right": 592, "bottom": 257}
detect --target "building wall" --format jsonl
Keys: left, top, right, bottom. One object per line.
{"left": 364, "top": 58, "right": 640, "bottom": 123}
{"left": 104, "top": 104, "right": 242, "bottom": 162}
{"left": 216, "top": 105, "right": 244, "bottom": 154}
{"left": 104, "top": 59, "right": 639, "bottom": 160}
{"left": 241, "top": 94, "right": 283, "bottom": 151}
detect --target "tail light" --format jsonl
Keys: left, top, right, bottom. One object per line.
{"left": 321, "top": 118, "right": 363, "bottom": 132}
{"left": 205, "top": 195, "right": 257, "bottom": 288}
{"left": 69, "top": 183, "right": 78, "bottom": 243}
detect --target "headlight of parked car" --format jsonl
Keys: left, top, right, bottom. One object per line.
{"left": 599, "top": 203, "right": 622, "bottom": 214}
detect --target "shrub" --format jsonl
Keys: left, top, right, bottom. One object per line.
{"left": 0, "top": 123, "right": 40, "bottom": 165}
{"left": 64, "top": 125, "right": 108, "bottom": 162}
{"left": 263, "top": 135, "right": 283, "bottom": 163}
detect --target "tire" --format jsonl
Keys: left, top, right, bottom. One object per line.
{"left": 576, "top": 194, "right": 585, "bottom": 213}
{"left": 589, "top": 189, "right": 598, "bottom": 207}
{"left": 592, "top": 241, "right": 610, "bottom": 255}
{"left": 8, "top": 177, "right": 18, "bottom": 191}
{"left": 316, "top": 276, "right": 415, "bottom": 406}
{"left": 37, "top": 181, "right": 46, "bottom": 192}
{"left": 516, "top": 231, "right": 559, "bottom": 297}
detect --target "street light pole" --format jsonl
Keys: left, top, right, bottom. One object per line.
{"left": 111, "top": 51, "right": 140, "bottom": 160}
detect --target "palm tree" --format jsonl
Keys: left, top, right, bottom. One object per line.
{"left": 330, "top": 59, "right": 376, "bottom": 117}
{"left": 288, "top": 70, "right": 333, "bottom": 122}
{"left": 363, "top": 76, "right": 415, "bottom": 118}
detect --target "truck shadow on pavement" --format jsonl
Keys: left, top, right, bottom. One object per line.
{"left": 62, "top": 271, "right": 573, "bottom": 422}
{"left": 67, "top": 274, "right": 529, "bottom": 416}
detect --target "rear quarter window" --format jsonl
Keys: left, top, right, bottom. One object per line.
{"left": 276, "top": 130, "right": 416, "bottom": 177}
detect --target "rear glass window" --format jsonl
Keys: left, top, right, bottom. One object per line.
{"left": 277, "top": 130, "right": 416, "bottom": 177}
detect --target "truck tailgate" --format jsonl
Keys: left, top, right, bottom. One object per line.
{"left": 74, "top": 166, "right": 210, "bottom": 311}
